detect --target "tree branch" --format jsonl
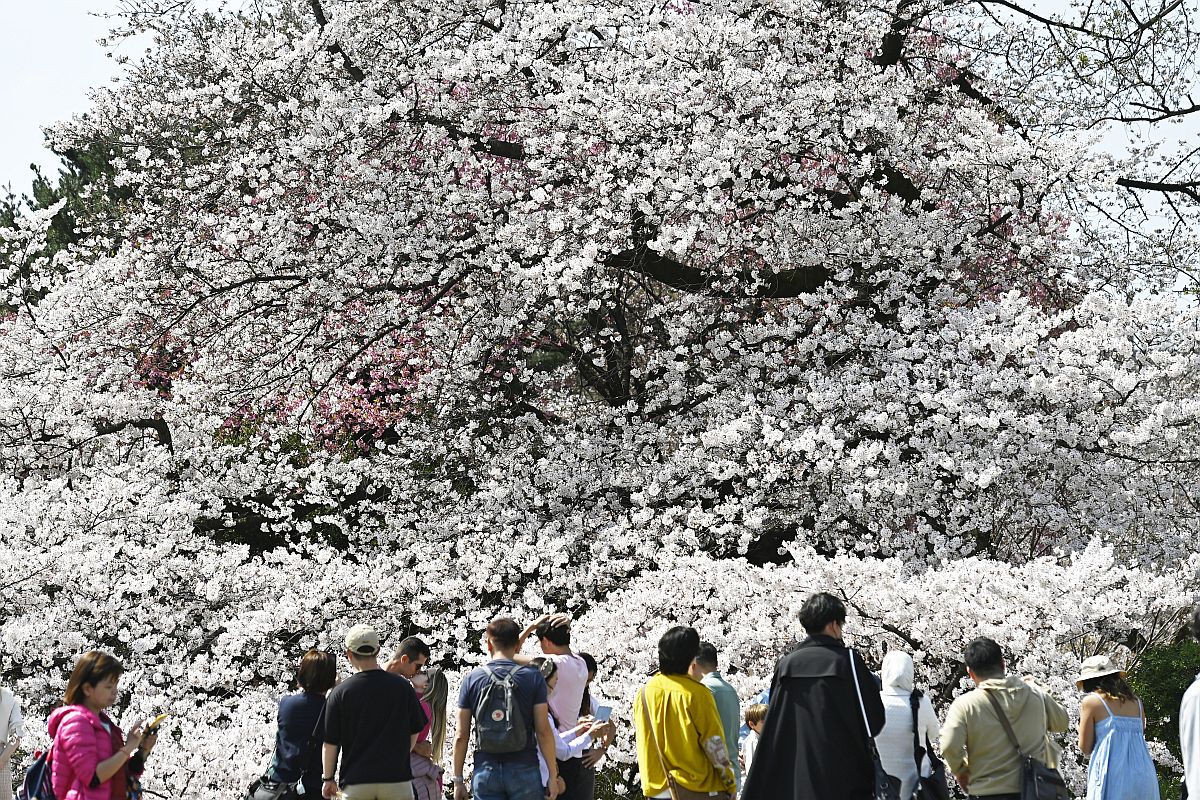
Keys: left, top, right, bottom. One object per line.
{"left": 309, "top": 0, "right": 524, "bottom": 160}
{"left": 308, "top": 0, "right": 366, "bottom": 82}
{"left": 94, "top": 418, "right": 175, "bottom": 452}
{"left": 605, "top": 246, "right": 833, "bottom": 298}
{"left": 1116, "top": 177, "right": 1200, "bottom": 203}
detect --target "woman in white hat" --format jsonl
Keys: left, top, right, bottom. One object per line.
{"left": 1076, "top": 655, "right": 1159, "bottom": 800}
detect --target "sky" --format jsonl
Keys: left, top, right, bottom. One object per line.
{"left": 0, "top": 2, "right": 1191, "bottom": 198}
{"left": 0, "top": 1, "right": 145, "bottom": 195}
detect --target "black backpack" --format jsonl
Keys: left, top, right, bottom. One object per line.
{"left": 474, "top": 664, "right": 528, "bottom": 753}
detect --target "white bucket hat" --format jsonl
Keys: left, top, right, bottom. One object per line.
{"left": 1074, "top": 655, "right": 1126, "bottom": 689}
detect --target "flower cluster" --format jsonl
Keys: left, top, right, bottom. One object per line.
{"left": 1, "top": 0, "right": 1199, "bottom": 795}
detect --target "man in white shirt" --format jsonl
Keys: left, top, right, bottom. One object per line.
{"left": 1182, "top": 609, "right": 1200, "bottom": 799}
{"left": 515, "top": 614, "right": 590, "bottom": 800}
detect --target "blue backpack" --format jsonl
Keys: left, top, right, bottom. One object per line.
{"left": 17, "top": 747, "right": 54, "bottom": 800}
{"left": 473, "top": 664, "right": 528, "bottom": 754}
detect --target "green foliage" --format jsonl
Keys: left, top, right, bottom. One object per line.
{"left": 1, "top": 141, "right": 129, "bottom": 299}
{"left": 1129, "top": 639, "right": 1200, "bottom": 758}
{"left": 1128, "top": 639, "right": 1200, "bottom": 797}
{"left": 1160, "top": 773, "right": 1183, "bottom": 800}
{"left": 594, "top": 765, "right": 638, "bottom": 799}
{"left": 25, "top": 143, "right": 130, "bottom": 256}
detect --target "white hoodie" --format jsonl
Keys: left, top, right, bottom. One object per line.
{"left": 875, "top": 651, "right": 941, "bottom": 800}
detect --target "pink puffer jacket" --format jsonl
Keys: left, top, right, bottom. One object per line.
{"left": 47, "top": 705, "right": 137, "bottom": 800}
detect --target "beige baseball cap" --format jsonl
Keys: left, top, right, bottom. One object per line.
{"left": 344, "top": 624, "right": 381, "bottom": 656}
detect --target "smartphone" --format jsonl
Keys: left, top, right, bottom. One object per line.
{"left": 145, "top": 713, "right": 169, "bottom": 734}
{"left": 594, "top": 705, "right": 613, "bottom": 723}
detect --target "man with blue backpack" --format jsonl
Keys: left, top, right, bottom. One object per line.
{"left": 452, "top": 617, "right": 561, "bottom": 800}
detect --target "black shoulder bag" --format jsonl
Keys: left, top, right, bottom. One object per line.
{"left": 909, "top": 690, "right": 949, "bottom": 800}
{"left": 981, "top": 689, "right": 1069, "bottom": 800}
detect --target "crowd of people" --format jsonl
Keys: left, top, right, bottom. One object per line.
{"left": 7, "top": 593, "right": 1200, "bottom": 800}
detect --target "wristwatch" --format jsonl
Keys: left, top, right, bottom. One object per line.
{"left": 451, "top": 776, "right": 465, "bottom": 784}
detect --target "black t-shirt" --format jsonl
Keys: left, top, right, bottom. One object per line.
{"left": 319, "top": 669, "right": 428, "bottom": 786}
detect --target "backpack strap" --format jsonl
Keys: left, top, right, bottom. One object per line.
{"left": 910, "top": 690, "right": 924, "bottom": 773}
{"left": 638, "top": 686, "right": 679, "bottom": 794}
{"left": 479, "top": 664, "right": 515, "bottom": 720}
{"left": 981, "top": 689, "right": 1033, "bottom": 758}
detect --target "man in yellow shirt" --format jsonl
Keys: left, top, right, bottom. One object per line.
{"left": 634, "top": 627, "right": 736, "bottom": 799}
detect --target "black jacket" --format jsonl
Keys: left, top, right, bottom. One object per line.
{"left": 741, "top": 635, "right": 886, "bottom": 800}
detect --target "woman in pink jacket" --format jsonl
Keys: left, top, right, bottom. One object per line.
{"left": 48, "top": 651, "right": 157, "bottom": 800}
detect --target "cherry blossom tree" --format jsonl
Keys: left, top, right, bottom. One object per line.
{"left": 2, "top": 0, "right": 1200, "bottom": 794}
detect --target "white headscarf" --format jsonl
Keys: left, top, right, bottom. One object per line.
{"left": 881, "top": 650, "right": 915, "bottom": 693}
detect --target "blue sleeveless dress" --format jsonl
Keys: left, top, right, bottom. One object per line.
{"left": 1085, "top": 696, "right": 1159, "bottom": 800}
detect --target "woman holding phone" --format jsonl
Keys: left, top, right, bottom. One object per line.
{"left": 577, "top": 652, "right": 616, "bottom": 800}
{"left": 48, "top": 651, "right": 157, "bottom": 800}
{"left": 530, "top": 658, "right": 610, "bottom": 796}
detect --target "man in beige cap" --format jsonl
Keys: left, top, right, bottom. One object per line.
{"left": 319, "top": 624, "right": 428, "bottom": 800}
{"left": 940, "top": 637, "right": 1068, "bottom": 800}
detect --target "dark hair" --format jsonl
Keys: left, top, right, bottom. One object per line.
{"left": 963, "top": 637, "right": 1005, "bottom": 676}
{"left": 296, "top": 649, "right": 337, "bottom": 694}
{"left": 487, "top": 617, "right": 521, "bottom": 650}
{"left": 397, "top": 636, "right": 431, "bottom": 663}
{"left": 530, "top": 656, "right": 557, "bottom": 682}
{"left": 1081, "top": 673, "right": 1136, "bottom": 702}
{"left": 695, "top": 642, "right": 718, "bottom": 670}
{"left": 65, "top": 651, "right": 124, "bottom": 706}
{"left": 658, "top": 626, "right": 701, "bottom": 675}
{"left": 530, "top": 657, "right": 562, "bottom": 727}
{"left": 1192, "top": 607, "right": 1200, "bottom": 642}
{"left": 798, "top": 592, "right": 846, "bottom": 635}
{"left": 579, "top": 652, "right": 598, "bottom": 718}
{"left": 535, "top": 618, "right": 571, "bottom": 647}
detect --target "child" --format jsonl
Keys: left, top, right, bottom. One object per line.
{"left": 740, "top": 704, "right": 768, "bottom": 782}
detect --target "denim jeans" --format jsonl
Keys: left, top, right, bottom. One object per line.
{"left": 471, "top": 759, "right": 544, "bottom": 800}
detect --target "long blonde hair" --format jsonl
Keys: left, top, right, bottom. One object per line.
{"left": 422, "top": 667, "right": 449, "bottom": 762}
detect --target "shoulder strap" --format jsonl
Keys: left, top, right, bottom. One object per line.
{"left": 639, "top": 687, "right": 676, "bottom": 788}
{"left": 847, "top": 649, "right": 874, "bottom": 740}
{"left": 981, "top": 689, "right": 1027, "bottom": 757}
{"left": 1095, "top": 693, "right": 1114, "bottom": 718}
{"left": 481, "top": 664, "right": 512, "bottom": 683}
{"left": 910, "top": 690, "right": 924, "bottom": 771}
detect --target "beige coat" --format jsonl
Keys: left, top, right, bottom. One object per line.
{"left": 939, "top": 675, "right": 1069, "bottom": 797}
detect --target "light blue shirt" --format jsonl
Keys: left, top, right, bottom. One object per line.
{"left": 702, "top": 670, "right": 742, "bottom": 788}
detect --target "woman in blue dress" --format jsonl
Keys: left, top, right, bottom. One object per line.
{"left": 1076, "top": 655, "right": 1159, "bottom": 800}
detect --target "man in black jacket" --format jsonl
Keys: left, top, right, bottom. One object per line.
{"left": 741, "top": 592, "right": 886, "bottom": 800}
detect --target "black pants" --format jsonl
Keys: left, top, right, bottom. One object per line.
{"left": 556, "top": 758, "right": 590, "bottom": 800}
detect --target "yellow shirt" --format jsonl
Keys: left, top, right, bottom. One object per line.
{"left": 634, "top": 673, "right": 735, "bottom": 796}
